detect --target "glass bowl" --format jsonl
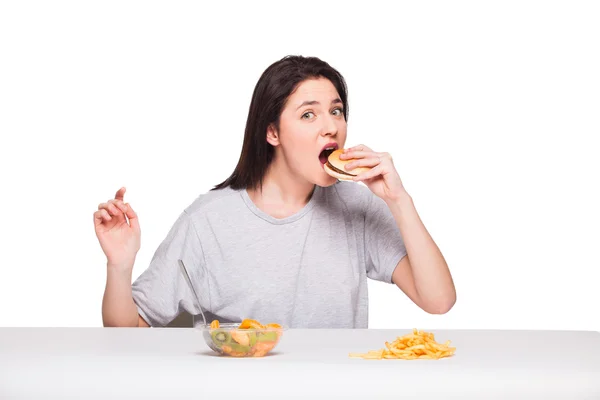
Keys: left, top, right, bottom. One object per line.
{"left": 199, "top": 322, "right": 286, "bottom": 357}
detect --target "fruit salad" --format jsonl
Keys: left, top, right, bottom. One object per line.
{"left": 206, "top": 319, "right": 284, "bottom": 357}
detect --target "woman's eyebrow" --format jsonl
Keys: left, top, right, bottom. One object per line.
{"left": 296, "top": 98, "right": 343, "bottom": 110}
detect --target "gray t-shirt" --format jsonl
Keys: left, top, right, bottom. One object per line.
{"left": 132, "top": 181, "right": 407, "bottom": 329}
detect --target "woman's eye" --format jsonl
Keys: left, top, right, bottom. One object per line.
{"left": 332, "top": 108, "right": 343, "bottom": 116}
{"left": 302, "top": 112, "right": 315, "bottom": 120}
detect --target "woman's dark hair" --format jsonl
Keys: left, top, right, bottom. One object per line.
{"left": 212, "top": 55, "right": 349, "bottom": 191}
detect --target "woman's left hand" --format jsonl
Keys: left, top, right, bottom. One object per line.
{"left": 340, "top": 144, "right": 406, "bottom": 202}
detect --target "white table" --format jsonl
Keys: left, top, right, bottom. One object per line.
{"left": 1, "top": 328, "right": 599, "bottom": 399}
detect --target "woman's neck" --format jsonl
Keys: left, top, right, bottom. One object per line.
{"left": 246, "top": 155, "right": 315, "bottom": 219}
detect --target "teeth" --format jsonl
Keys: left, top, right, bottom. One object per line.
{"left": 325, "top": 147, "right": 334, "bottom": 150}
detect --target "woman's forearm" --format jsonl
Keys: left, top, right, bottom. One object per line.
{"left": 102, "top": 262, "right": 141, "bottom": 327}
{"left": 386, "top": 191, "right": 456, "bottom": 311}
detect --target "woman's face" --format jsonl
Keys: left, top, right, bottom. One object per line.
{"left": 268, "top": 77, "right": 347, "bottom": 187}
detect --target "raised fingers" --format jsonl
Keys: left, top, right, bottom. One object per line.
{"left": 98, "top": 202, "right": 118, "bottom": 217}
{"left": 115, "top": 187, "right": 126, "bottom": 201}
{"left": 98, "top": 199, "right": 127, "bottom": 217}
{"left": 124, "top": 203, "right": 140, "bottom": 232}
{"left": 94, "top": 209, "right": 112, "bottom": 225}
{"left": 109, "top": 199, "right": 128, "bottom": 214}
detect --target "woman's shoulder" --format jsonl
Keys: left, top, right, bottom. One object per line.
{"left": 183, "top": 186, "right": 243, "bottom": 217}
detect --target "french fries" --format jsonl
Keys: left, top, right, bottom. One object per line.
{"left": 349, "top": 329, "right": 456, "bottom": 360}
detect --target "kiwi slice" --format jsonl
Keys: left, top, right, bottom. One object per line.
{"left": 211, "top": 330, "right": 232, "bottom": 347}
{"left": 257, "top": 331, "right": 278, "bottom": 342}
{"left": 248, "top": 332, "right": 258, "bottom": 347}
{"left": 228, "top": 342, "right": 251, "bottom": 354}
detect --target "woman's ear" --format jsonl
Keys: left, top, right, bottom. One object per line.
{"left": 266, "top": 124, "right": 280, "bottom": 147}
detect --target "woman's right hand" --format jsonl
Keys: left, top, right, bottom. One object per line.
{"left": 94, "top": 187, "right": 141, "bottom": 269}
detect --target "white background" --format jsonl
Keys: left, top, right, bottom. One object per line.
{"left": 0, "top": 1, "right": 598, "bottom": 331}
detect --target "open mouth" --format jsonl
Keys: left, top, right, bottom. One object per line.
{"left": 319, "top": 143, "right": 338, "bottom": 165}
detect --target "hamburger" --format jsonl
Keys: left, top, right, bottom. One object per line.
{"left": 323, "top": 148, "right": 372, "bottom": 181}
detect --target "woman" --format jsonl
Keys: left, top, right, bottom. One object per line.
{"left": 94, "top": 55, "right": 456, "bottom": 328}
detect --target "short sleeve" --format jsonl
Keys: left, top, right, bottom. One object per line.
{"left": 364, "top": 194, "right": 407, "bottom": 283}
{"left": 131, "top": 210, "right": 208, "bottom": 327}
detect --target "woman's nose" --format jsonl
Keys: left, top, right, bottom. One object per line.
{"left": 320, "top": 115, "right": 338, "bottom": 137}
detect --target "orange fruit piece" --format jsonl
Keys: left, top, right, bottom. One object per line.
{"left": 265, "top": 323, "right": 282, "bottom": 329}
{"left": 238, "top": 319, "right": 264, "bottom": 329}
{"left": 210, "top": 320, "right": 220, "bottom": 329}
